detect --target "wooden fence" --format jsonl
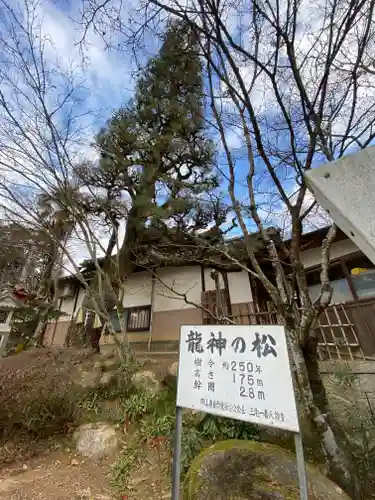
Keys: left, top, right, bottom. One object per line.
{"left": 217, "top": 300, "right": 375, "bottom": 361}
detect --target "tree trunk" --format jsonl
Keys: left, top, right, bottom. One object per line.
{"left": 32, "top": 315, "right": 47, "bottom": 346}
{"left": 65, "top": 321, "right": 84, "bottom": 348}
{"left": 32, "top": 305, "right": 56, "bottom": 346}
{"left": 90, "top": 327, "right": 102, "bottom": 353}
{"left": 83, "top": 309, "right": 95, "bottom": 350}
{"left": 289, "top": 329, "right": 361, "bottom": 498}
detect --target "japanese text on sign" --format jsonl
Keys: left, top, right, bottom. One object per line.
{"left": 177, "top": 325, "right": 299, "bottom": 432}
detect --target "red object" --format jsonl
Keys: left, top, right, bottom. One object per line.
{"left": 13, "top": 287, "right": 27, "bottom": 300}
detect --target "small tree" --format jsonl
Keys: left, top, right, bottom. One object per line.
{"left": 0, "top": 0, "right": 129, "bottom": 354}
{"left": 0, "top": 223, "right": 41, "bottom": 290}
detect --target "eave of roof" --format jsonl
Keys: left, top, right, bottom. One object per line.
{"left": 59, "top": 225, "right": 347, "bottom": 286}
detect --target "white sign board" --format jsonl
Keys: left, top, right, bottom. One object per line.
{"left": 177, "top": 325, "right": 299, "bottom": 433}
{"left": 305, "top": 146, "right": 375, "bottom": 265}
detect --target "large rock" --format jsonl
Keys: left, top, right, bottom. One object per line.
{"left": 163, "top": 361, "right": 179, "bottom": 389}
{"left": 131, "top": 370, "right": 161, "bottom": 394}
{"left": 72, "top": 360, "right": 103, "bottom": 389}
{"left": 74, "top": 422, "right": 118, "bottom": 460}
{"left": 99, "top": 371, "right": 117, "bottom": 388}
{"left": 184, "top": 440, "right": 350, "bottom": 500}
{"left": 168, "top": 361, "right": 178, "bottom": 377}
{"left": 73, "top": 357, "right": 121, "bottom": 390}
{"left": 184, "top": 408, "right": 206, "bottom": 427}
{"left": 101, "top": 359, "right": 120, "bottom": 372}
{"left": 74, "top": 369, "right": 101, "bottom": 389}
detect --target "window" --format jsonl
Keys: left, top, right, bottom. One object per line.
{"left": 127, "top": 306, "right": 151, "bottom": 332}
{"left": 109, "top": 310, "right": 124, "bottom": 333}
{"left": 306, "top": 254, "right": 375, "bottom": 304}
{"left": 201, "top": 289, "right": 231, "bottom": 324}
{"left": 306, "top": 265, "right": 353, "bottom": 304}
{"left": 109, "top": 306, "right": 151, "bottom": 332}
{"left": 308, "top": 279, "right": 352, "bottom": 304}
{"left": 347, "top": 255, "right": 375, "bottom": 300}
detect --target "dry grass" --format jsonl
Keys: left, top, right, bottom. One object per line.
{"left": 0, "top": 347, "right": 92, "bottom": 467}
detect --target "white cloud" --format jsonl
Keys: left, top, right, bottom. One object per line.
{"left": 38, "top": 0, "right": 136, "bottom": 117}
{"left": 0, "top": 0, "right": 141, "bottom": 270}
{"left": 261, "top": 186, "right": 332, "bottom": 239}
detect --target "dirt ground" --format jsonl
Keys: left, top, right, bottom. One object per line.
{"left": 0, "top": 445, "right": 172, "bottom": 500}
{"left": 0, "top": 450, "right": 113, "bottom": 500}
{"left": 0, "top": 350, "right": 177, "bottom": 500}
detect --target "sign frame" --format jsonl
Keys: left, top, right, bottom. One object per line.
{"left": 171, "top": 324, "right": 308, "bottom": 500}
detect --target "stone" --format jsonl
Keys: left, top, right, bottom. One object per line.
{"left": 70, "top": 458, "right": 79, "bottom": 466}
{"left": 101, "top": 359, "right": 119, "bottom": 371}
{"left": 143, "top": 357, "right": 159, "bottom": 366}
{"left": 74, "top": 422, "right": 118, "bottom": 460}
{"left": 131, "top": 370, "right": 161, "bottom": 394}
{"left": 255, "top": 491, "right": 285, "bottom": 499}
{"left": 102, "top": 349, "right": 116, "bottom": 359}
{"left": 184, "top": 440, "right": 350, "bottom": 500}
{"left": 99, "top": 371, "right": 117, "bottom": 388}
{"left": 163, "top": 361, "right": 178, "bottom": 389}
{"left": 93, "top": 361, "right": 103, "bottom": 374}
{"left": 74, "top": 369, "right": 101, "bottom": 389}
{"left": 169, "top": 361, "right": 179, "bottom": 377}
{"left": 184, "top": 408, "right": 206, "bottom": 427}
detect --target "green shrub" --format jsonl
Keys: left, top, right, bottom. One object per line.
{"left": 199, "top": 414, "right": 260, "bottom": 441}
{"left": 181, "top": 426, "right": 203, "bottom": 474}
{"left": 121, "top": 389, "right": 157, "bottom": 423}
{"left": 110, "top": 445, "right": 139, "bottom": 493}
{"left": 106, "top": 381, "right": 263, "bottom": 496}
{"left": 139, "top": 413, "right": 175, "bottom": 441}
{"left": 152, "top": 386, "right": 177, "bottom": 415}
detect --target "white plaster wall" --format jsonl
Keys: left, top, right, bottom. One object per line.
{"left": 300, "top": 238, "right": 360, "bottom": 270}
{"left": 154, "top": 266, "right": 202, "bottom": 311}
{"left": 58, "top": 288, "right": 83, "bottom": 322}
{"left": 55, "top": 266, "right": 254, "bottom": 319}
{"left": 61, "top": 284, "right": 74, "bottom": 296}
{"left": 0, "top": 299, "right": 13, "bottom": 333}
{"left": 227, "top": 271, "right": 253, "bottom": 304}
{"left": 59, "top": 296, "right": 76, "bottom": 320}
{"left": 56, "top": 272, "right": 153, "bottom": 322}
{"left": 123, "top": 271, "right": 152, "bottom": 307}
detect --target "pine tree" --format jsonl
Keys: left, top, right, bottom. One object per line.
{"left": 133, "top": 20, "right": 219, "bottom": 232}
{"left": 78, "top": 21, "right": 224, "bottom": 352}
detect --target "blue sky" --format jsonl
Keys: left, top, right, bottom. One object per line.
{"left": 40, "top": 0, "right": 139, "bottom": 128}
{"left": 3, "top": 0, "right": 371, "bottom": 267}
{"left": 0, "top": 0, "right": 152, "bottom": 267}
{"left": 27, "top": 0, "right": 256, "bottom": 227}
